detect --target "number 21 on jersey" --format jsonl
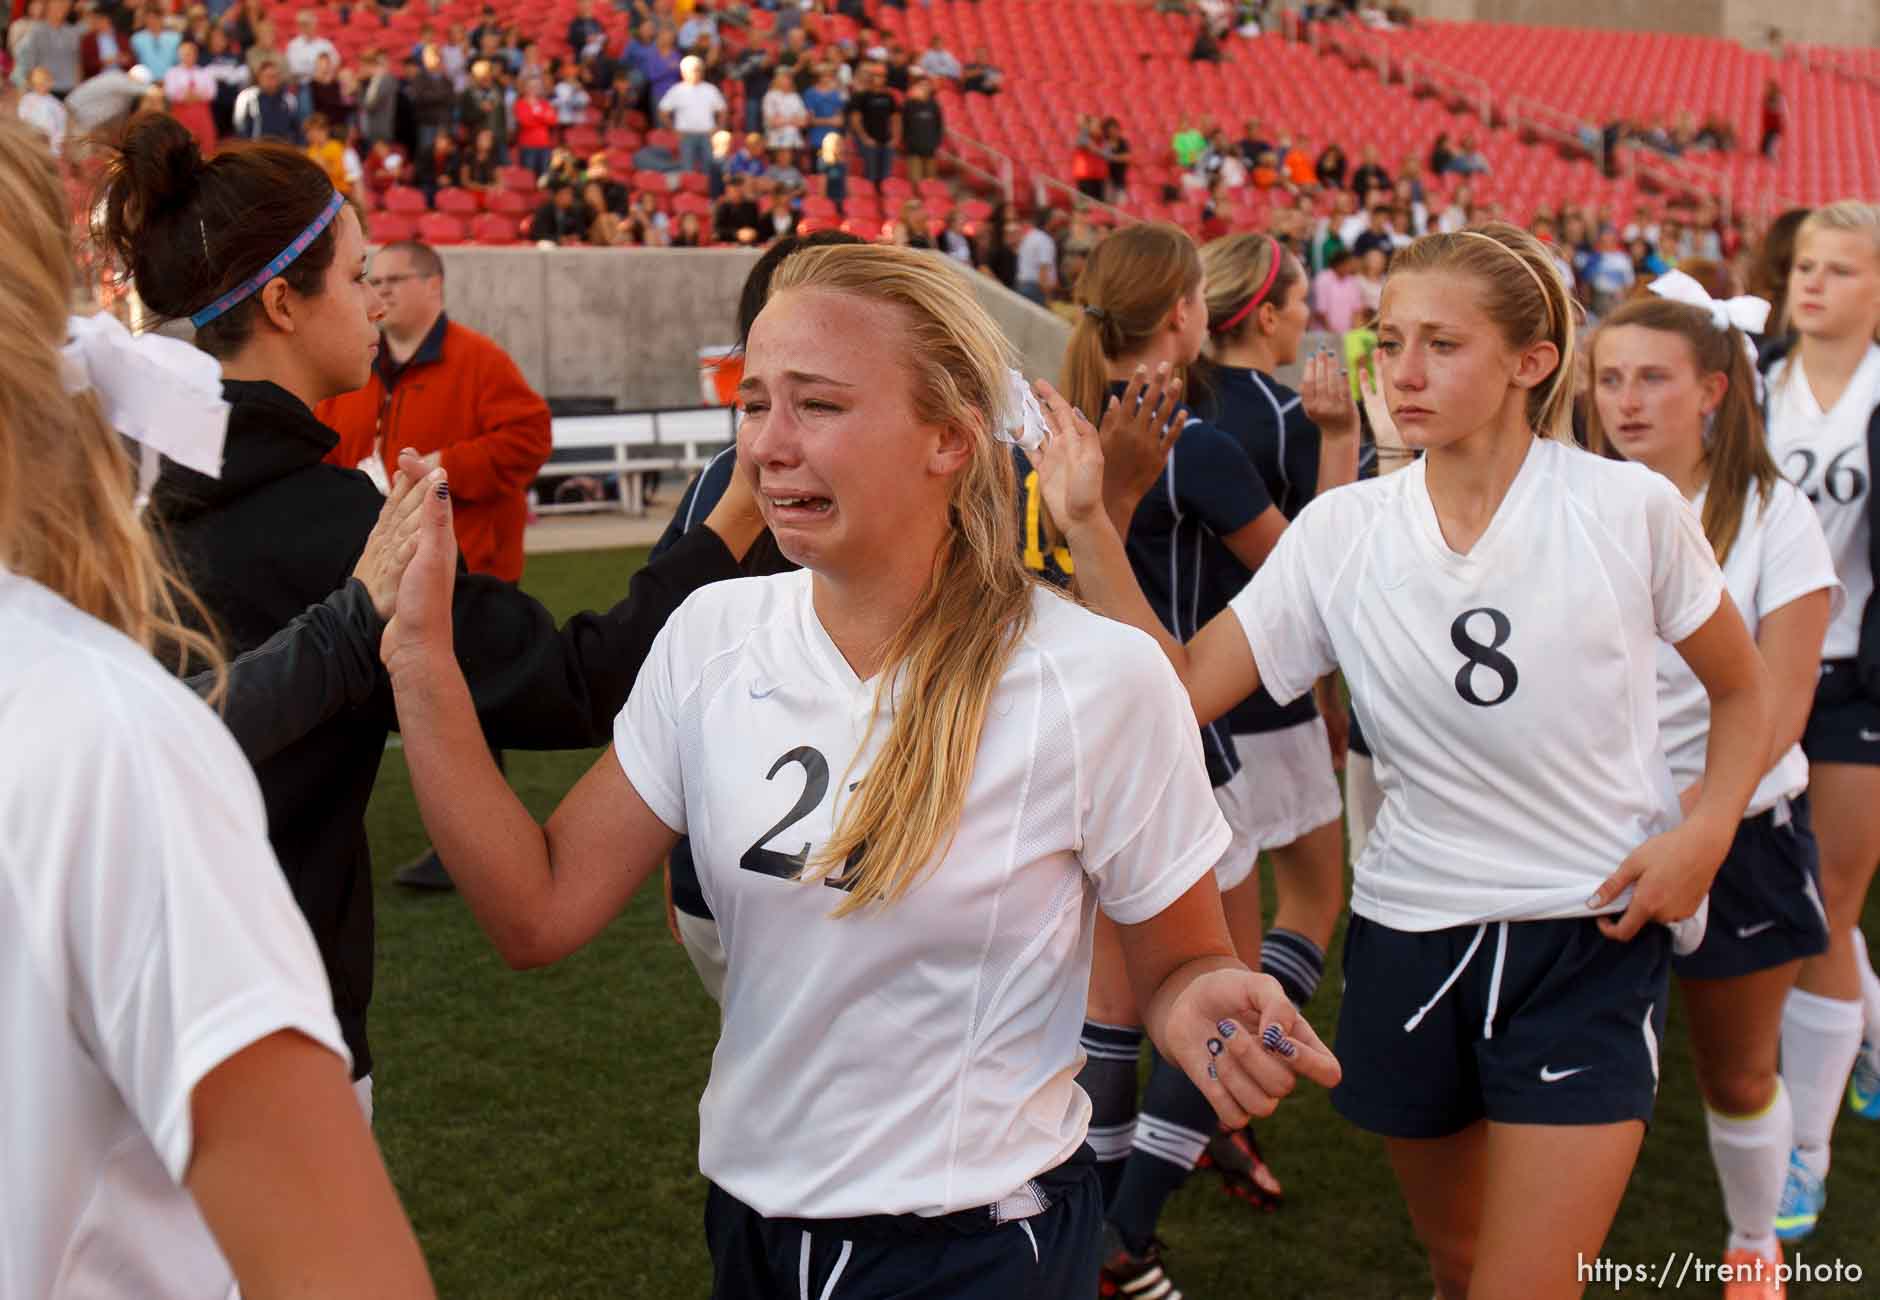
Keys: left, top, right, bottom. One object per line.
{"left": 740, "top": 746, "right": 864, "bottom": 889}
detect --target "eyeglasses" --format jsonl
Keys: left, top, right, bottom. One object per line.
{"left": 366, "top": 273, "right": 427, "bottom": 290}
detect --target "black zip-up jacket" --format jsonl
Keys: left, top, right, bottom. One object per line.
{"left": 184, "top": 578, "right": 384, "bottom": 763}
{"left": 153, "top": 380, "right": 744, "bottom": 1077}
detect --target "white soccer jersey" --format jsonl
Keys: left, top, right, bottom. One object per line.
{"left": 1229, "top": 437, "right": 1725, "bottom": 931}
{"left": 1657, "top": 478, "right": 1841, "bottom": 815}
{"left": 1767, "top": 344, "right": 1880, "bottom": 659}
{"left": 0, "top": 570, "right": 347, "bottom": 1298}
{"left": 616, "top": 570, "right": 1229, "bottom": 1219}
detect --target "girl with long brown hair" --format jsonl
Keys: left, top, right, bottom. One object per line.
{"left": 1589, "top": 283, "right": 1836, "bottom": 1292}
{"left": 1039, "top": 222, "right": 1772, "bottom": 1299}
{"left": 1061, "top": 221, "right": 1300, "bottom": 1298}
{"left": 99, "top": 110, "right": 772, "bottom": 1120}
{"left": 1760, "top": 200, "right": 1880, "bottom": 1241}
{"left": 0, "top": 115, "right": 434, "bottom": 1299}
{"left": 380, "top": 242, "right": 1338, "bottom": 1297}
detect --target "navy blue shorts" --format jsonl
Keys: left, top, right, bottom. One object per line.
{"left": 1674, "top": 794, "right": 1830, "bottom": 981}
{"left": 1332, "top": 914, "right": 1670, "bottom": 1139}
{"left": 1801, "top": 659, "right": 1880, "bottom": 767}
{"left": 703, "top": 1149, "right": 1101, "bottom": 1299}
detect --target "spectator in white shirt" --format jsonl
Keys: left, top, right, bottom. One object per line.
{"left": 659, "top": 54, "right": 726, "bottom": 174}
{"left": 761, "top": 68, "right": 807, "bottom": 153}
{"left": 284, "top": 8, "right": 336, "bottom": 83}
{"left": 17, "top": 65, "right": 67, "bottom": 154}
{"left": 917, "top": 34, "right": 961, "bottom": 82}
{"left": 1007, "top": 217, "right": 1057, "bottom": 306}
{"left": 552, "top": 72, "right": 589, "bottom": 126}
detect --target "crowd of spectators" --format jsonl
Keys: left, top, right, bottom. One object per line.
{"left": 6, "top": 0, "right": 1003, "bottom": 246}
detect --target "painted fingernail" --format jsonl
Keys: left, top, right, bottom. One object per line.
{"left": 1206, "top": 1036, "right": 1224, "bottom": 1057}
{"left": 1261, "top": 1024, "right": 1297, "bottom": 1058}
{"left": 1207, "top": 1060, "right": 1218, "bottom": 1081}
{"left": 1217, "top": 1020, "right": 1238, "bottom": 1040}
{"left": 434, "top": 481, "right": 450, "bottom": 500}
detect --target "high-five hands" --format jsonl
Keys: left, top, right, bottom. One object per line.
{"left": 352, "top": 457, "right": 449, "bottom": 620}
{"left": 380, "top": 448, "right": 462, "bottom": 680}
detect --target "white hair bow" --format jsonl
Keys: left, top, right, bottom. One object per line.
{"left": 1647, "top": 270, "right": 1772, "bottom": 337}
{"left": 60, "top": 312, "right": 230, "bottom": 510}
{"left": 999, "top": 367, "right": 1048, "bottom": 455}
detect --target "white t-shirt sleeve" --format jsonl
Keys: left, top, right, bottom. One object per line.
{"left": 1756, "top": 481, "right": 1845, "bottom": 623}
{"left": 60, "top": 675, "right": 347, "bottom": 1184}
{"left": 614, "top": 614, "right": 689, "bottom": 836}
{"left": 1645, "top": 475, "right": 1727, "bottom": 643}
{"left": 1072, "top": 632, "right": 1231, "bottom": 925}
{"left": 1228, "top": 504, "right": 1338, "bottom": 706}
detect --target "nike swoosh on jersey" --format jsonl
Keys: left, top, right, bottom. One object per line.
{"left": 1539, "top": 1065, "right": 1589, "bottom": 1083}
{"left": 1736, "top": 920, "right": 1778, "bottom": 938}
{"left": 748, "top": 682, "right": 781, "bottom": 700}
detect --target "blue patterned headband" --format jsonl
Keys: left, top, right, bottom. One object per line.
{"left": 189, "top": 189, "right": 346, "bottom": 329}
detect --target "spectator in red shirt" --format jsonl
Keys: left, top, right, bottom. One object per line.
{"left": 513, "top": 73, "right": 558, "bottom": 176}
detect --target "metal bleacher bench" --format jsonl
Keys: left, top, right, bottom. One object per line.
{"left": 532, "top": 407, "right": 738, "bottom": 517}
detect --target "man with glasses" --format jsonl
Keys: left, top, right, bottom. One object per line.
{"left": 316, "top": 241, "right": 551, "bottom": 890}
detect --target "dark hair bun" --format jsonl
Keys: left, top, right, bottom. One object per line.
{"left": 108, "top": 113, "right": 205, "bottom": 245}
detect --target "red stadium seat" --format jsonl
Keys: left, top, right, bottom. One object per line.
{"left": 486, "top": 189, "right": 531, "bottom": 215}
{"left": 470, "top": 213, "right": 524, "bottom": 244}
{"left": 678, "top": 171, "right": 712, "bottom": 196}
{"left": 367, "top": 213, "right": 419, "bottom": 243}
{"left": 671, "top": 192, "right": 711, "bottom": 216}
{"left": 383, "top": 185, "right": 427, "bottom": 213}
{"left": 435, "top": 187, "right": 481, "bottom": 215}
{"left": 499, "top": 165, "right": 539, "bottom": 192}
{"left": 418, "top": 214, "right": 467, "bottom": 245}
{"left": 633, "top": 169, "right": 672, "bottom": 194}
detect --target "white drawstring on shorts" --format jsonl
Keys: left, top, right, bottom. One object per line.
{"left": 1402, "top": 920, "right": 1511, "bottom": 1040}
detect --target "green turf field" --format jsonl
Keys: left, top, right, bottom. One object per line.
{"left": 365, "top": 545, "right": 1880, "bottom": 1297}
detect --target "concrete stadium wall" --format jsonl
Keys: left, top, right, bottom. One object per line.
{"left": 428, "top": 246, "right": 1077, "bottom": 409}
{"left": 1412, "top": 0, "right": 1878, "bottom": 48}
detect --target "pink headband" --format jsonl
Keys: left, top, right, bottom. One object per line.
{"left": 1212, "top": 235, "right": 1283, "bottom": 335}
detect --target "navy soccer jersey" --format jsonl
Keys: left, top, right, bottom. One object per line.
{"left": 1198, "top": 364, "right": 1329, "bottom": 736}
{"left": 1116, "top": 382, "right": 1274, "bottom": 785}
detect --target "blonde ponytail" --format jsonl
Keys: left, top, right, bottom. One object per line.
{"left": 0, "top": 118, "right": 226, "bottom": 697}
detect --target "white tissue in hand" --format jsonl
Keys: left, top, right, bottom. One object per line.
{"left": 1000, "top": 367, "right": 1047, "bottom": 454}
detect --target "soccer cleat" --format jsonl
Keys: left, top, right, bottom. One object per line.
{"left": 1773, "top": 1150, "right": 1824, "bottom": 1242}
{"left": 1099, "top": 1222, "right": 1183, "bottom": 1300}
{"left": 1721, "top": 1244, "right": 1785, "bottom": 1300}
{"left": 1847, "top": 1040, "right": 1880, "bottom": 1118}
{"left": 1197, "top": 1124, "right": 1284, "bottom": 1211}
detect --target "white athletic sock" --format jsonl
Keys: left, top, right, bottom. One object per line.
{"left": 1706, "top": 1079, "right": 1791, "bottom": 1256}
{"left": 1853, "top": 928, "right": 1880, "bottom": 1046}
{"left": 1781, "top": 987, "right": 1864, "bottom": 1177}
